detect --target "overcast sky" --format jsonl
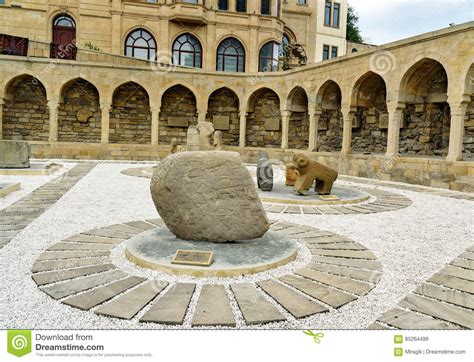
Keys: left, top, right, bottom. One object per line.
{"left": 349, "top": 0, "right": 474, "bottom": 45}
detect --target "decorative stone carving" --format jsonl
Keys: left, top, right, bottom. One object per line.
{"left": 150, "top": 151, "right": 270, "bottom": 243}
{"left": 285, "top": 164, "right": 299, "bottom": 186}
{"left": 256, "top": 151, "right": 273, "bottom": 192}
{"left": 292, "top": 153, "right": 338, "bottom": 195}
{"left": 198, "top": 121, "right": 215, "bottom": 150}
{"left": 0, "top": 140, "right": 30, "bottom": 168}
{"left": 378, "top": 113, "right": 389, "bottom": 129}
{"left": 213, "top": 131, "right": 224, "bottom": 150}
{"left": 76, "top": 108, "right": 92, "bottom": 123}
{"left": 186, "top": 126, "right": 200, "bottom": 151}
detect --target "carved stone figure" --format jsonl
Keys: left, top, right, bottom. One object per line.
{"left": 197, "top": 121, "right": 215, "bottom": 151}
{"left": 213, "top": 131, "right": 224, "bottom": 150}
{"left": 292, "top": 153, "right": 338, "bottom": 195}
{"left": 256, "top": 151, "right": 273, "bottom": 191}
{"left": 186, "top": 126, "right": 200, "bottom": 151}
{"left": 150, "top": 151, "right": 269, "bottom": 242}
{"left": 170, "top": 138, "right": 178, "bottom": 154}
{"left": 285, "top": 164, "right": 299, "bottom": 186}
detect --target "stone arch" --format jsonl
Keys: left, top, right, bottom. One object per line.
{"left": 159, "top": 84, "right": 197, "bottom": 145}
{"left": 246, "top": 88, "right": 281, "bottom": 148}
{"left": 58, "top": 78, "right": 101, "bottom": 142}
{"left": 206, "top": 87, "right": 240, "bottom": 146}
{"left": 287, "top": 86, "right": 309, "bottom": 149}
{"left": 2, "top": 74, "right": 49, "bottom": 141}
{"left": 110, "top": 82, "right": 151, "bottom": 144}
{"left": 351, "top": 71, "right": 388, "bottom": 154}
{"left": 316, "top": 80, "right": 343, "bottom": 152}
{"left": 463, "top": 63, "right": 474, "bottom": 159}
{"left": 399, "top": 58, "right": 450, "bottom": 156}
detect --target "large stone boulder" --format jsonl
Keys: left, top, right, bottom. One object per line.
{"left": 150, "top": 151, "right": 270, "bottom": 242}
{"left": 0, "top": 140, "right": 30, "bottom": 168}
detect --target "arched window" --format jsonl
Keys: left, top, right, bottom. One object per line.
{"left": 52, "top": 15, "right": 76, "bottom": 59}
{"left": 259, "top": 41, "right": 280, "bottom": 72}
{"left": 281, "top": 33, "right": 291, "bottom": 57}
{"left": 217, "top": 38, "right": 245, "bottom": 72}
{"left": 172, "top": 33, "right": 202, "bottom": 68}
{"left": 125, "top": 29, "right": 157, "bottom": 61}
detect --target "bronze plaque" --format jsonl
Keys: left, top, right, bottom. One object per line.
{"left": 171, "top": 250, "right": 214, "bottom": 267}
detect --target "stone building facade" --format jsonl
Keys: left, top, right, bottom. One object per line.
{"left": 0, "top": 4, "right": 472, "bottom": 191}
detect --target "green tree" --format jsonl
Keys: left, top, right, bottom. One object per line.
{"left": 346, "top": 5, "right": 364, "bottom": 43}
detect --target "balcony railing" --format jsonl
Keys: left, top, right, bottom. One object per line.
{"left": 50, "top": 43, "right": 77, "bottom": 60}
{"left": 0, "top": 34, "right": 29, "bottom": 56}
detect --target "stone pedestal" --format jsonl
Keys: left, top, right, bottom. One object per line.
{"left": 0, "top": 140, "right": 30, "bottom": 168}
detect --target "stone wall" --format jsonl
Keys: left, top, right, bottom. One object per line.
{"left": 246, "top": 90, "right": 281, "bottom": 148}
{"left": 58, "top": 80, "right": 101, "bottom": 143}
{"left": 206, "top": 88, "right": 239, "bottom": 146}
{"left": 400, "top": 103, "right": 450, "bottom": 156}
{"left": 110, "top": 83, "right": 151, "bottom": 144}
{"left": 463, "top": 97, "right": 474, "bottom": 159}
{"left": 318, "top": 109, "right": 343, "bottom": 152}
{"left": 2, "top": 76, "right": 49, "bottom": 141}
{"left": 288, "top": 111, "right": 309, "bottom": 149}
{"left": 159, "top": 85, "right": 197, "bottom": 146}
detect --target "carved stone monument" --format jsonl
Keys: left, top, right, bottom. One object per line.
{"left": 256, "top": 151, "right": 273, "bottom": 192}
{"left": 213, "top": 131, "right": 224, "bottom": 150}
{"left": 150, "top": 151, "right": 270, "bottom": 242}
{"left": 292, "top": 153, "right": 338, "bottom": 195}
{"left": 0, "top": 140, "right": 30, "bottom": 168}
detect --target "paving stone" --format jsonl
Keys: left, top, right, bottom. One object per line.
{"left": 291, "top": 230, "right": 334, "bottom": 239}
{"left": 145, "top": 219, "right": 165, "bottom": 228}
{"left": 377, "top": 307, "right": 460, "bottom": 330}
{"left": 192, "top": 285, "right": 236, "bottom": 327}
{"left": 315, "top": 206, "right": 341, "bottom": 214}
{"left": 304, "top": 235, "right": 352, "bottom": 244}
{"left": 331, "top": 206, "right": 358, "bottom": 214}
{"left": 105, "top": 224, "right": 144, "bottom": 235}
{"left": 32, "top": 263, "right": 116, "bottom": 286}
{"left": 279, "top": 274, "right": 356, "bottom": 308}
{"left": 339, "top": 206, "right": 374, "bottom": 214}
{"left": 279, "top": 226, "right": 314, "bottom": 235}
{"left": 257, "top": 280, "right": 328, "bottom": 318}
{"left": 0, "top": 224, "right": 24, "bottom": 231}
{"left": 95, "top": 280, "right": 168, "bottom": 320}
{"left": 440, "top": 265, "right": 474, "bottom": 282}
{"left": 270, "top": 221, "right": 297, "bottom": 231}
{"left": 36, "top": 250, "right": 110, "bottom": 261}
{"left": 427, "top": 274, "right": 474, "bottom": 294}
{"left": 460, "top": 252, "right": 474, "bottom": 261}
{"left": 125, "top": 221, "right": 156, "bottom": 231}
{"left": 308, "top": 242, "right": 366, "bottom": 251}
{"left": 399, "top": 294, "right": 473, "bottom": 329}
{"left": 295, "top": 268, "right": 373, "bottom": 295}
{"left": 367, "top": 322, "right": 391, "bottom": 330}
{"left": 450, "top": 258, "right": 474, "bottom": 270}
{"left": 0, "top": 237, "right": 12, "bottom": 246}
{"left": 283, "top": 206, "right": 301, "bottom": 214}
{"left": 312, "top": 255, "right": 382, "bottom": 270}
{"left": 302, "top": 206, "right": 321, "bottom": 214}
{"left": 310, "top": 249, "right": 377, "bottom": 260}
{"left": 308, "top": 263, "right": 381, "bottom": 283}
{"left": 41, "top": 270, "right": 127, "bottom": 300}
{"left": 82, "top": 228, "right": 130, "bottom": 239}
{"left": 32, "top": 257, "right": 110, "bottom": 273}
{"left": 265, "top": 205, "right": 286, "bottom": 213}
{"left": 140, "top": 283, "right": 196, "bottom": 325}
{"left": 230, "top": 283, "right": 285, "bottom": 325}
{"left": 415, "top": 283, "right": 474, "bottom": 310}
{"left": 47, "top": 242, "right": 115, "bottom": 251}
{"left": 62, "top": 276, "right": 145, "bottom": 310}
{"left": 64, "top": 234, "right": 123, "bottom": 244}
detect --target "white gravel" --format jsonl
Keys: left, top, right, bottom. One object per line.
{"left": 0, "top": 162, "right": 472, "bottom": 329}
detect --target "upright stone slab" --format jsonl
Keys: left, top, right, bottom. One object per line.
{"left": 0, "top": 140, "right": 30, "bottom": 168}
{"left": 257, "top": 151, "right": 273, "bottom": 192}
{"left": 151, "top": 151, "right": 269, "bottom": 242}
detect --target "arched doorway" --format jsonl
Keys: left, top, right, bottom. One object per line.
{"left": 206, "top": 88, "right": 240, "bottom": 146}
{"left": 287, "top": 87, "right": 309, "bottom": 149}
{"left": 316, "top": 80, "right": 342, "bottom": 152}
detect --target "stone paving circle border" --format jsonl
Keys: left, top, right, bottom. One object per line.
{"left": 32, "top": 219, "right": 382, "bottom": 327}
{"left": 0, "top": 182, "right": 21, "bottom": 198}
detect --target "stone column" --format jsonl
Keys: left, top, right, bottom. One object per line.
{"left": 151, "top": 106, "right": 160, "bottom": 146}
{"left": 385, "top": 102, "right": 405, "bottom": 157}
{"left": 47, "top": 100, "right": 59, "bottom": 143}
{"left": 0, "top": 99, "right": 4, "bottom": 140}
{"left": 308, "top": 108, "right": 322, "bottom": 152}
{"left": 239, "top": 111, "right": 247, "bottom": 148}
{"left": 197, "top": 109, "right": 207, "bottom": 124}
{"left": 446, "top": 101, "right": 468, "bottom": 162}
{"left": 229, "top": 0, "right": 236, "bottom": 11}
{"left": 341, "top": 106, "right": 356, "bottom": 155}
{"left": 281, "top": 110, "right": 291, "bottom": 149}
{"left": 100, "top": 102, "right": 111, "bottom": 144}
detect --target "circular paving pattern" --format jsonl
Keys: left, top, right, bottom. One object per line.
{"left": 32, "top": 219, "right": 382, "bottom": 327}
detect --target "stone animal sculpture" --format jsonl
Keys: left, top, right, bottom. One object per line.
{"left": 285, "top": 164, "right": 299, "bottom": 186}
{"left": 213, "top": 131, "right": 224, "bottom": 150}
{"left": 256, "top": 151, "right": 273, "bottom": 191}
{"left": 170, "top": 138, "right": 178, "bottom": 154}
{"left": 186, "top": 121, "right": 215, "bottom": 151}
{"left": 292, "top": 153, "right": 338, "bottom": 195}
